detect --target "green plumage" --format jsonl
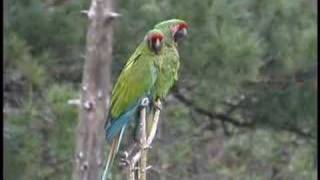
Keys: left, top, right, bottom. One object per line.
{"left": 103, "top": 19, "right": 187, "bottom": 179}
{"left": 110, "top": 32, "right": 158, "bottom": 119}
{"left": 103, "top": 29, "right": 164, "bottom": 180}
{"left": 153, "top": 42, "right": 180, "bottom": 99}
{"left": 153, "top": 19, "right": 187, "bottom": 99}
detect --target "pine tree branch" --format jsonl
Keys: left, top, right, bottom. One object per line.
{"left": 172, "top": 90, "right": 253, "bottom": 128}
{"left": 173, "top": 88, "right": 315, "bottom": 141}
{"left": 281, "top": 125, "right": 316, "bottom": 140}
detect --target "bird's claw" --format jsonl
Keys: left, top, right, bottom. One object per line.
{"left": 141, "top": 97, "right": 150, "bottom": 107}
{"left": 119, "top": 151, "right": 130, "bottom": 168}
{"left": 153, "top": 100, "right": 162, "bottom": 110}
{"left": 119, "top": 151, "right": 129, "bottom": 159}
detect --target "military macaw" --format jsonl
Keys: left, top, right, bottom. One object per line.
{"left": 102, "top": 29, "right": 165, "bottom": 179}
{"left": 152, "top": 19, "right": 189, "bottom": 100}
{"left": 102, "top": 19, "right": 189, "bottom": 180}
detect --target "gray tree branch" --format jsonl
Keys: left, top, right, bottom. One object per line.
{"left": 121, "top": 99, "right": 162, "bottom": 180}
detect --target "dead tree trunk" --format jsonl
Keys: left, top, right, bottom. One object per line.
{"left": 72, "top": 0, "right": 119, "bottom": 179}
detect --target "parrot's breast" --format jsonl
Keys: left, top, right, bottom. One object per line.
{"left": 154, "top": 45, "right": 180, "bottom": 99}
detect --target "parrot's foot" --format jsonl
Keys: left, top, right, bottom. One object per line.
{"left": 153, "top": 100, "right": 162, "bottom": 110}
{"left": 140, "top": 97, "right": 150, "bottom": 107}
{"left": 118, "top": 151, "right": 129, "bottom": 168}
{"left": 119, "top": 151, "right": 129, "bottom": 159}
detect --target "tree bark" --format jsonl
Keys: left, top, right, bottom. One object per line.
{"left": 72, "top": 0, "right": 118, "bottom": 179}
{"left": 138, "top": 105, "right": 147, "bottom": 180}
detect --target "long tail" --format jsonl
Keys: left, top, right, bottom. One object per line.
{"left": 102, "top": 125, "right": 127, "bottom": 180}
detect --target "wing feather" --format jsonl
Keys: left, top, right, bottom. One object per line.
{"left": 109, "top": 48, "right": 157, "bottom": 121}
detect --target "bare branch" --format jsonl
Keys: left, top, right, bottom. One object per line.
{"left": 147, "top": 100, "right": 162, "bottom": 145}
{"left": 68, "top": 99, "right": 81, "bottom": 106}
{"left": 138, "top": 98, "right": 148, "bottom": 180}
{"left": 121, "top": 98, "right": 162, "bottom": 180}
{"left": 172, "top": 90, "right": 253, "bottom": 127}
{"left": 173, "top": 88, "right": 315, "bottom": 141}
{"left": 281, "top": 125, "right": 316, "bottom": 140}
{"left": 104, "top": 11, "right": 121, "bottom": 20}
{"left": 80, "top": 10, "right": 89, "bottom": 15}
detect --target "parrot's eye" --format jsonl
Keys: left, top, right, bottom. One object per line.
{"left": 147, "top": 33, "right": 164, "bottom": 54}
{"left": 172, "top": 23, "right": 188, "bottom": 43}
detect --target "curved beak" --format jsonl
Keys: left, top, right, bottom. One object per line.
{"left": 173, "top": 28, "right": 188, "bottom": 42}
{"left": 180, "top": 28, "right": 187, "bottom": 37}
{"left": 154, "top": 38, "right": 161, "bottom": 54}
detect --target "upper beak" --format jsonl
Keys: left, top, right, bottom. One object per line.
{"left": 154, "top": 38, "right": 161, "bottom": 53}
{"left": 173, "top": 28, "right": 188, "bottom": 42}
{"left": 181, "top": 28, "right": 187, "bottom": 37}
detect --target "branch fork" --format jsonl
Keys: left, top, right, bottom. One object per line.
{"left": 119, "top": 98, "right": 162, "bottom": 180}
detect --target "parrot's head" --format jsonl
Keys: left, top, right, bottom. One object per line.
{"left": 154, "top": 19, "right": 189, "bottom": 44}
{"left": 145, "top": 29, "right": 165, "bottom": 54}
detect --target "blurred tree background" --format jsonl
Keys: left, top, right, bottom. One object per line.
{"left": 4, "top": 0, "right": 317, "bottom": 180}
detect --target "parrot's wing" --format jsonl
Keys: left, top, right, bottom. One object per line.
{"left": 105, "top": 49, "right": 157, "bottom": 141}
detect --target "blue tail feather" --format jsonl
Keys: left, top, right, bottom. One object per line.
{"left": 105, "top": 95, "right": 153, "bottom": 142}
{"left": 105, "top": 103, "right": 140, "bottom": 142}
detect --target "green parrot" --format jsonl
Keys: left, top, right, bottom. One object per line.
{"left": 102, "top": 29, "right": 165, "bottom": 179}
{"left": 103, "top": 19, "right": 189, "bottom": 180}
{"left": 152, "top": 19, "right": 189, "bottom": 101}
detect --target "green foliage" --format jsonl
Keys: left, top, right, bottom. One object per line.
{"left": 5, "top": 84, "right": 78, "bottom": 180}
{"left": 209, "top": 130, "right": 316, "bottom": 180}
{"left": 5, "top": 33, "right": 46, "bottom": 87}
{"left": 4, "top": 1, "right": 81, "bottom": 179}
{"left": 6, "top": 0, "right": 87, "bottom": 82}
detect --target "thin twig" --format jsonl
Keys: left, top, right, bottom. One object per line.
{"left": 127, "top": 153, "right": 135, "bottom": 180}
{"left": 147, "top": 100, "right": 162, "bottom": 145}
{"left": 172, "top": 90, "right": 253, "bottom": 127}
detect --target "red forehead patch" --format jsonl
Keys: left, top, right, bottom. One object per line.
{"left": 150, "top": 32, "right": 164, "bottom": 42}
{"left": 178, "top": 22, "right": 189, "bottom": 30}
